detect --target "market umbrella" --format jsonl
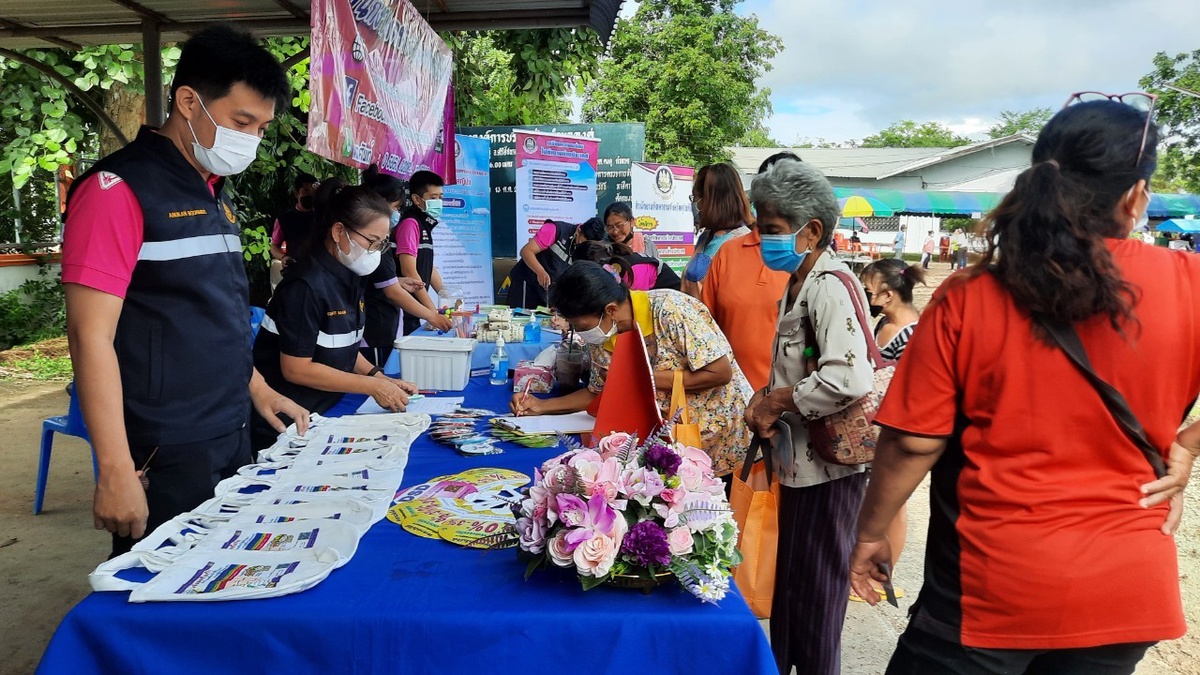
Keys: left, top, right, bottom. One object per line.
{"left": 838, "top": 195, "right": 894, "bottom": 218}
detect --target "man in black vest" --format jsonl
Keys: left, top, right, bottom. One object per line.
{"left": 394, "top": 170, "right": 446, "bottom": 335}
{"left": 61, "top": 25, "right": 308, "bottom": 557}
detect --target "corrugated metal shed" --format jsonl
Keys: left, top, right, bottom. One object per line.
{"left": 729, "top": 146, "right": 946, "bottom": 179}
{"left": 0, "top": 0, "right": 624, "bottom": 49}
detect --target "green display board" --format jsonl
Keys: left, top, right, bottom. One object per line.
{"left": 458, "top": 123, "right": 647, "bottom": 258}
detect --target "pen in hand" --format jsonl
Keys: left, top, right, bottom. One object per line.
{"left": 517, "top": 379, "right": 532, "bottom": 417}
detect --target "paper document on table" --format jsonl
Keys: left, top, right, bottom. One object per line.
{"left": 357, "top": 397, "right": 464, "bottom": 416}
{"left": 492, "top": 412, "right": 596, "bottom": 436}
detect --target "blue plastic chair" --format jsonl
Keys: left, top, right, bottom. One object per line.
{"left": 34, "top": 381, "right": 96, "bottom": 515}
{"left": 249, "top": 305, "right": 267, "bottom": 343}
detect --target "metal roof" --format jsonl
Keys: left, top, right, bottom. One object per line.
{"left": 0, "top": 0, "right": 624, "bottom": 49}
{"left": 728, "top": 135, "right": 1037, "bottom": 181}
{"left": 729, "top": 146, "right": 944, "bottom": 179}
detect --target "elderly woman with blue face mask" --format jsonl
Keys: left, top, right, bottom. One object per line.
{"left": 742, "top": 159, "right": 875, "bottom": 675}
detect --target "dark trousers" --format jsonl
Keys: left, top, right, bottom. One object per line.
{"left": 402, "top": 314, "right": 422, "bottom": 336}
{"left": 770, "top": 472, "right": 868, "bottom": 675}
{"left": 886, "top": 625, "right": 1153, "bottom": 675}
{"left": 110, "top": 425, "right": 251, "bottom": 558}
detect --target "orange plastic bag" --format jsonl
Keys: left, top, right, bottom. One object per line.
{"left": 669, "top": 370, "right": 703, "bottom": 449}
{"left": 730, "top": 435, "right": 779, "bottom": 618}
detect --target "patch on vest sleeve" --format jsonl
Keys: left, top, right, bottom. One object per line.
{"left": 223, "top": 201, "right": 237, "bottom": 224}
{"left": 97, "top": 171, "right": 124, "bottom": 190}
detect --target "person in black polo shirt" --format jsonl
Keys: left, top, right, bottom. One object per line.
{"left": 270, "top": 172, "right": 319, "bottom": 267}
{"left": 395, "top": 170, "right": 447, "bottom": 335}
{"left": 505, "top": 218, "right": 606, "bottom": 309}
{"left": 252, "top": 180, "right": 419, "bottom": 451}
{"left": 62, "top": 25, "right": 308, "bottom": 558}
{"left": 359, "top": 164, "right": 452, "bottom": 367}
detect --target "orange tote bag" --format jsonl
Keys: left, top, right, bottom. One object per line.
{"left": 730, "top": 434, "right": 779, "bottom": 618}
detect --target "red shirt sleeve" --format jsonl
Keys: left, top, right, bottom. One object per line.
{"left": 874, "top": 283, "right": 964, "bottom": 437}
{"left": 61, "top": 172, "right": 144, "bottom": 299}
{"left": 396, "top": 218, "right": 420, "bottom": 257}
{"left": 532, "top": 221, "right": 558, "bottom": 249}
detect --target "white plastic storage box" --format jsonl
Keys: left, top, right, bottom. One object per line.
{"left": 393, "top": 336, "right": 477, "bottom": 391}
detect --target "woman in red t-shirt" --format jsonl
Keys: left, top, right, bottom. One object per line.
{"left": 850, "top": 97, "right": 1200, "bottom": 674}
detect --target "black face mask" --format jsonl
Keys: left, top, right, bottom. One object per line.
{"left": 299, "top": 195, "right": 314, "bottom": 210}
{"left": 869, "top": 304, "right": 884, "bottom": 318}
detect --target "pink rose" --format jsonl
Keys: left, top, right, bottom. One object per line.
{"left": 676, "top": 460, "right": 705, "bottom": 492}
{"left": 621, "top": 466, "right": 665, "bottom": 506}
{"left": 547, "top": 530, "right": 574, "bottom": 568}
{"left": 667, "top": 527, "right": 694, "bottom": 556}
{"left": 597, "top": 432, "right": 634, "bottom": 459}
{"left": 572, "top": 533, "right": 619, "bottom": 577}
{"left": 517, "top": 516, "right": 546, "bottom": 554}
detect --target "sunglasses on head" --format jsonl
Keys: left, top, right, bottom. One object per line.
{"left": 1062, "top": 91, "right": 1157, "bottom": 168}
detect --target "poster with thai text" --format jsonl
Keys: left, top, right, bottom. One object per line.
{"left": 514, "top": 131, "right": 600, "bottom": 248}
{"left": 434, "top": 135, "right": 494, "bottom": 307}
{"left": 630, "top": 162, "right": 695, "bottom": 272}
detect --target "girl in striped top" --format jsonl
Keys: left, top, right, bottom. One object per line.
{"left": 851, "top": 257, "right": 926, "bottom": 601}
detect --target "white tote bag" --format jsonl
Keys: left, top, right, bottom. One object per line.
{"left": 90, "top": 521, "right": 358, "bottom": 602}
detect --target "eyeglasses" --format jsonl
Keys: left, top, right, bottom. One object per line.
{"left": 604, "top": 219, "right": 634, "bottom": 232}
{"left": 345, "top": 226, "right": 393, "bottom": 253}
{"left": 1062, "top": 91, "right": 1157, "bottom": 167}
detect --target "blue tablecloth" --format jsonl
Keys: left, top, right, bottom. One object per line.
{"left": 385, "top": 326, "right": 561, "bottom": 376}
{"left": 37, "top": 378, "right": 776, "bottom": 675}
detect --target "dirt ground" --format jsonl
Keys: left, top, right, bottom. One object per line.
{"left": 1, "top": 261, "right": 1198, "bottom": 674}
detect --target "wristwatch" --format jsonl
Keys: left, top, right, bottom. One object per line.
{"left": 366, "top": 366, "right": 384, "bottom": 377}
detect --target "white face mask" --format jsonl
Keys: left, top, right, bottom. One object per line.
{"left": 187, "top": 95, "right": 262, "bottom": 176}
{"left": 576, "top": 314, "right": 617, "bottom": 345}
{"left": 335, "top": 228, "right": 382, "bottom": 276}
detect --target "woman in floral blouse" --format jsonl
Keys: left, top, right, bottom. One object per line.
{"left": 510, "top": 261, "right": 753, "bottom": 477}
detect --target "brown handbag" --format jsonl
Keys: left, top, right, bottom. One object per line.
{"left": 806, "top": 270, "right": 896, "bottom": 465}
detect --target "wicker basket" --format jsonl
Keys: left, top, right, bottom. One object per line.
{"left": 605, "top": 571, "right": 674, "bottom": 595}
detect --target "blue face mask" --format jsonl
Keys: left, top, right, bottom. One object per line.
{"left": 390, "top": 210, "right": 401, "bottom": 229}
{"left": 760, "top": 231, "right": 809, "bottom": 272}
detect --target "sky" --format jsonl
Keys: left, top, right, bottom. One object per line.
{"left": 728, "top": 0, "right": 1200, "bottom": 145}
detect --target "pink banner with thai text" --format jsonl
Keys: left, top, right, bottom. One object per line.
{"left": 308, "top": 0, "right": 455, "bottom": 182}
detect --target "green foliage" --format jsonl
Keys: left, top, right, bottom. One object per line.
{"left": 731, "top": 123, "right": 783, "bottom": 148}
{"left": 3, "top": 353, "right": 73, "bottom": 380}
{"left": 987, "top": 108, "right": 1052, "bottom": 139}
{"left": 446, "top": 29, "right": 601, "bottom": 126}
{"left": 583, "top": 0, "right": 782, "bottom": 167}
{"left": 1141, "top": 49, "right": 1200, "bottom": 194}
{"left": 0, "top": 275, "right": 65, "bottom": 351}
{"left": 860, "top": 120, "right": 972, "bottom": 148}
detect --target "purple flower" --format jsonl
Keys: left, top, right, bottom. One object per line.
{"left": 643, "top": 442, "right": 682, "bottom": 476}
{"left": 620, "top": 520, "right": 672, "bottom": 568}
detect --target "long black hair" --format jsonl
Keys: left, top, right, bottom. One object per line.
{"left": 979, "top": 100, "right": 1156, "bottom": 336}
{"left": 549, "top": 261, "right": 631, "bottom": 320}
{"left": 292, "top": 178, "right": 391, "bottom": 263}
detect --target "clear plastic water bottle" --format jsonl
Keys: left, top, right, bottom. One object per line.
{"left": 490, "top": 336, "right": 509, "bottom": 385}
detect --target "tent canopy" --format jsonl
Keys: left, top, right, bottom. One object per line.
{"left": 1156, "top": 219, "right": 1200, "bottom": 234}
{"left": 834, "top": 187, "right": 1200, "bottom": 219}
{"left": 0, "top": 0, "right": 625, "bottom": 49}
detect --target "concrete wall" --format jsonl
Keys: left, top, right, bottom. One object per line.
{"left": 0, "top": 259, "right": 60, "bottom": 294}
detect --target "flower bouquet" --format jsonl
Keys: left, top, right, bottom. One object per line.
{"left": 514, "top": 431, "right": 742, "bottom": 603}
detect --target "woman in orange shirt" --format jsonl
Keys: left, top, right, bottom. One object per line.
{"left": 851, "top": 97, "right": 1200, "bottom": 674}
{"left": 699, "top": 156, "right": 792, "bottom": 390}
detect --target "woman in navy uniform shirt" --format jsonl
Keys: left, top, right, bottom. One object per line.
{"left": 252, "top": 179, "right": 418, "bottom": 450}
